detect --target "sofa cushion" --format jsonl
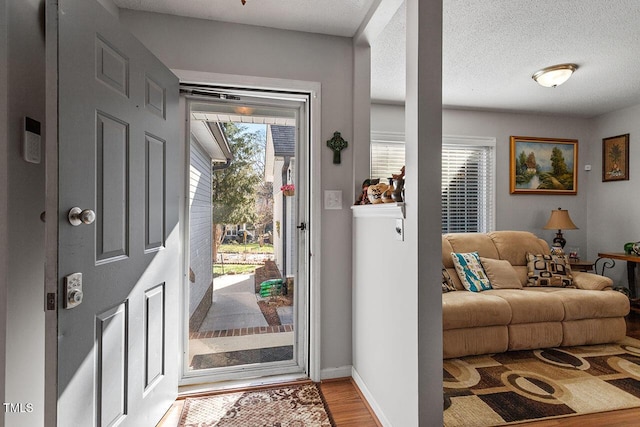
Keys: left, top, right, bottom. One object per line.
{"left": 451, "top": 252, "right": 492, "bottom": 292}
{"left": 480, "top": 257, "right": 522, "bottom": 289}
{"left": 551, "top": 289, "right": 630, "bottom": 320}
{"left": 442, "top": 266, "right": 457, "bottom": 293}
{"left": 572, "top": 271, "right": 614, "bottom": 291}
{"left": 445, "top": 233, "right": 500, "bottom": 260}
{"left": 442, "top": 292, "right": 512, "bottom": 329}
{"left": 488, "top": 231, "right": 549, "bottom": 266}
{"left": 526, "top": 253, "right": 574, "bottom": 288}
{"left": 486, "top": 289, "right": 564, "bottom": 323}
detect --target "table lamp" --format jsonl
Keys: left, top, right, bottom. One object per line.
{"left": 543, "top": 207, "right": 578, "bottom": 248}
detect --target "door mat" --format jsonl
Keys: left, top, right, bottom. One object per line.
{"left": 443, "top": 336, "right": 640, "bottom": 426}
{"left": 178, "top": 382, "right": 335, "bottom": 426}
{"left": 190, "top": 345, "right": 293, "bottom": 370}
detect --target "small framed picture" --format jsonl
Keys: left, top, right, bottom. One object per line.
{"left": 602, "top": 134, "right": 630, "bottom": 182}
{"left": 509, "top": 136, "right": 578, "bottom": 195}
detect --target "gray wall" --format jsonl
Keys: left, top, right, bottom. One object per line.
{"left": 119, "top": 10, "right": 355, "bottom": 374}
{"left": 371, "top": 103, "right": 593, "bottom": 252}
{"left": 4, "top": 0, "right": 46, "bottom": 426}
{"left": 588, "top": 102, "right": 640, "bottom": 288}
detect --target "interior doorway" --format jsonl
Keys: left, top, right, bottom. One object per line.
{"left": 181, "top": 86, "right": 311, "bottom": 385}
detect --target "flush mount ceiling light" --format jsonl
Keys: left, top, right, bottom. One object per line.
{"left": 532, "top": 63, "right": 578, "bottom": 88}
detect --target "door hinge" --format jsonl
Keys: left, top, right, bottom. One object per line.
{"left": 296, "top": 222, "right": 307, "bottom": 231}
{"left": 46, "top": 292, "right": 56, "bottom": 311}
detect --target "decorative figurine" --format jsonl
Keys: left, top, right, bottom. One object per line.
{"left": 327, "top": 131, "right": 348, "bottom": 164}
{"left": 356, "top": 178, "right": 379, "bottom": 205}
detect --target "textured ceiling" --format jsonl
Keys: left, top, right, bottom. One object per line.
{"left": 113, "top": 0, "right": 640, "bottom": 118}
{"left": 372, "top": 0, "right": 640, "bottom": 117}
{"left": 112, "top": 0, "right": 376, "bottom": 37}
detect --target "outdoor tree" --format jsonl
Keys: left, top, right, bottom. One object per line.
{"left": 255, "top": 181, "right": 274, "bottom": 246}
{"left": 212, "top": 122, "right": 265, "bottom": 256}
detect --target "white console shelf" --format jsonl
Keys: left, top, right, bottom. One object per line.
{"left": 351, "top": 202, "right": 405, "bottom": 218}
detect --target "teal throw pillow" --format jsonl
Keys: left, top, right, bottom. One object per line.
{"left": 451, "top": 252, "right": 492, "bottom": 292}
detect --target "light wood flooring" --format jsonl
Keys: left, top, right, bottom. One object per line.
{"left": 159, "top": 310, "right": 640, "bottom": 426}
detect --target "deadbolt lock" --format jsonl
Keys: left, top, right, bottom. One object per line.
{"left": 64, "top": 272, "right": 84, "bottom": 309}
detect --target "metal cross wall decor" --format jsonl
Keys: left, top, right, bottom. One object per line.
{"left": 326, "top": 131, "right": 348, "bottom": 164}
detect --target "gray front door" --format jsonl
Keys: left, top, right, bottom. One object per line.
{"left": 56, "top": 0, "right": 180, "bottom": 425}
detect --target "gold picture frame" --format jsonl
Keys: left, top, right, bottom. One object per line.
{"left": 510, "top": 136, "right": 578, "bottom": 195}
{"left": 602, "top": 134, "right": 630, "bottom": 182}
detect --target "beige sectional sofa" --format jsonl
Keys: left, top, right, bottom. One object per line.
{"left": 442, "top": 231, "right": 630, "bottom": 359}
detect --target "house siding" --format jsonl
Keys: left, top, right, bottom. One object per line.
{"left": 189, "top": 139, "right": 213, "bottom": 328}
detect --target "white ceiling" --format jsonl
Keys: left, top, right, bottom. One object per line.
{"left": 114, "top": 0, "right": 640, "bottom": 118}
{"left": 113, "top": 0, "right": 376, "bottom": 37}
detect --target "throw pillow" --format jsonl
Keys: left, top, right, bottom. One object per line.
{"left": 526, "top": 253, "right": 574, "bottom": 288}
{"left": 451, "top": 252, "right": 492, "bottom": 292}
{"left": 442, "top": 266, "right": 456, "bottom": 293}
{"left": 480, "top": 257, "right": 522, "bottom": 289}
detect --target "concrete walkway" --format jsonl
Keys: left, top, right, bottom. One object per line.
{"left": 198, "top": 274, "right": 268, "bottom": 332}
{"left": 190, "top": 273, "right": 294, "bottom": 364}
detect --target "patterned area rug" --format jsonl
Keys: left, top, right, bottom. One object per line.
{"left": 178, "top": 382, "right": 335, "bottom": 427}
{"left": 444, "top": 336, "right": 640, "bottom": 426}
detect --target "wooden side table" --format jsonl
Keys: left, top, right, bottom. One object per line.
{"left": 597, "top": 252, "right": 640, "bottom": 298}
{"left": 569, "top": 259, "right": 595, "bottom": 272}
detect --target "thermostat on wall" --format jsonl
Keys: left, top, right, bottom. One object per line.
{"left": 23, "top": 116, "right": 41, "bottom": 164}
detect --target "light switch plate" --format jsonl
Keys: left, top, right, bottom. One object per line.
{"left": 324, "top": 190, "right": 342, "bottom": 210}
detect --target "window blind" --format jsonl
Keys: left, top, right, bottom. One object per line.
{"left": 441, "top": 143, "right": 494, "bottom": 233}
{"left": 369, "top": 134, "right": 495, "bottom": 234}
{"left": 370, "top": 136, "right": 405, "bottom": 181}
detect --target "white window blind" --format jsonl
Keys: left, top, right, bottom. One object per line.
{"left": 369, "top": 133, "right": 495, "bottom": 234}
{"left": 370, "top": 132, "right": 406, "bottom": 180}
{"left": 442, "top": 137, "right": 495, "bottom": 233}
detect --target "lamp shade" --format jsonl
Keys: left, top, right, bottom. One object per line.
{"left": 543, "top": 208, "right": 578, "bottom": 230}
{"left": 532, "top": 63, "right": 578, "bottom": 88}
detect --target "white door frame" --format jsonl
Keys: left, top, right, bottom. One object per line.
{"left": 174, "top": 70, "right": 322, "bottom": 384}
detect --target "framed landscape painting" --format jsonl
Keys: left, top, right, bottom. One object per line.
{"left": 602, "top": 134, "right": 630, "bottom": 182}
{"left": 510, "top": 136, "right": 578, "bottom": 195}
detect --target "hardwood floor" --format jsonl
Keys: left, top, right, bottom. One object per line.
{"left": 320, "top": 378, "right": 381, "bottom": 427}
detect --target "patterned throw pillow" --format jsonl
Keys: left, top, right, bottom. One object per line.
{"left": 451, "top": 252, "right": 492, "bottom": 292}
{"left": 442, "top": 266, "right": 456, "bottom": 293}
{"left": 526, "top": 253, "right": 574, "bottom": 288}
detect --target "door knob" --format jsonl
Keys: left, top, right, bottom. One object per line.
{"left": 68, "top": 207, "right": 96, "bottom": 226}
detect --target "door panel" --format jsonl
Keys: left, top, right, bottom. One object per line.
{"left": 57, "top": 1, "right": 180, "bottom": 425}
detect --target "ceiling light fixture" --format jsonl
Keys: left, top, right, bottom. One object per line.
{"left": 241, "top": 0, "right": 246, "bottom": 4}
{"left": 532, "top": 63, "right": 578, "bottom": 88}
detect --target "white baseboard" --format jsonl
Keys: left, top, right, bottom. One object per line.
{"left": 351, "top": 367, "right": 391, "bottom": 427}
{"left": 320, "top": 365, "right": 353, "bottom": 380}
